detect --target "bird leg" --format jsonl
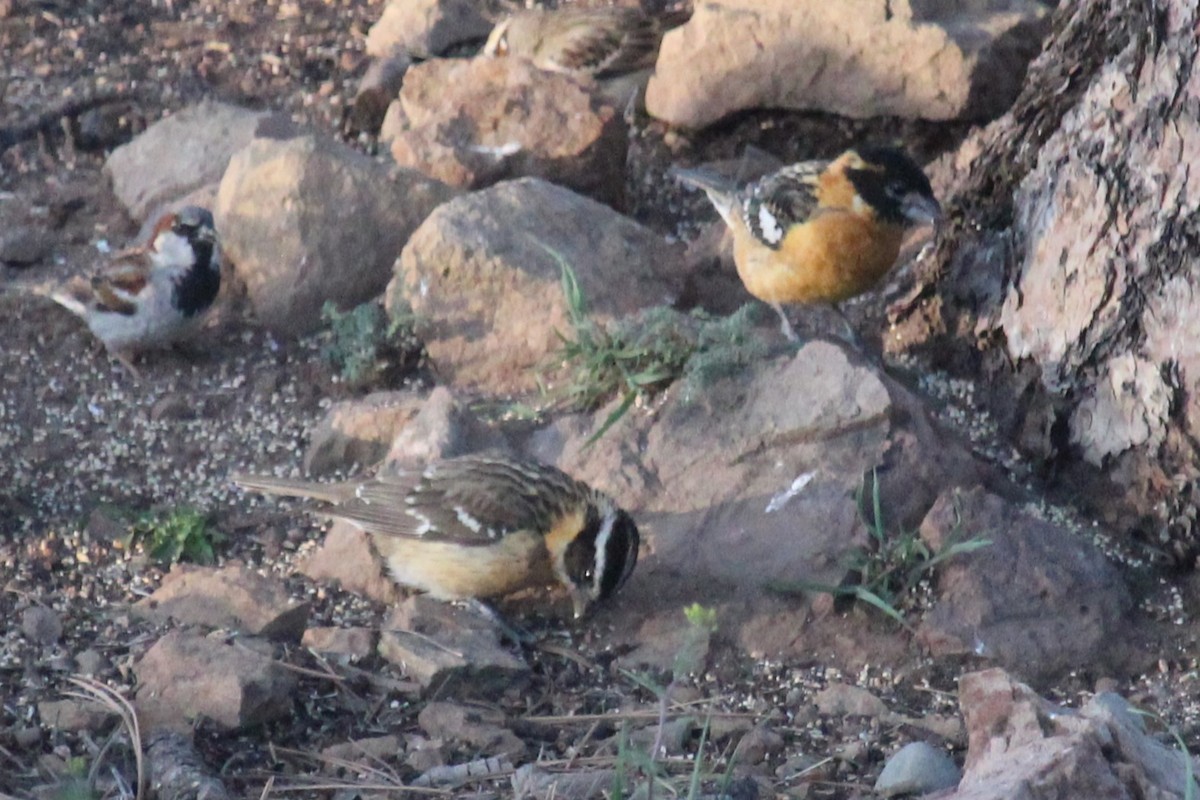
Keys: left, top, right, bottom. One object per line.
{"left": 770, "top": 302, "right": 800, "bottom": 343}
{"left": 463, "top": 598, "right": 537, "bottom": 645}
{"left": 108, "top": 347, "right": 142, "bottom": 379}
{"left": 828, "top": 304, "right": 862, "bottom": 349}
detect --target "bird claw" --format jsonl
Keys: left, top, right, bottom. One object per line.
{"left": 463, "top": 599, "right": 538, "bottom": 646}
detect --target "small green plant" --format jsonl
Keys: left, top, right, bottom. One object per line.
{"left": 544, "top": 246, "right": 766, "bottom": 443}
{"left": 127, "top": 507, "right": 223, "bottom": 565}
{"left": 611, "top": 606, "right": 721, "bottom": 800}
{"left": 320, "top": 300, "right": 423, "bottom": 390}
{"left": 772, "top": 470, "right": 991, "bottom": 629}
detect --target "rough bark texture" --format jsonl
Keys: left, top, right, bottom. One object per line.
{"left": 894, "top": 0, "right": 1200, "bottom": 563}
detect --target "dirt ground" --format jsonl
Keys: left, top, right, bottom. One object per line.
{"left": 3, "top": 1, "right": 1200, "bottom": 798}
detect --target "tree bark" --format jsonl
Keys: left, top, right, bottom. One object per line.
{"left": 894, "top": 0, "right": 1200, "bottom": 563}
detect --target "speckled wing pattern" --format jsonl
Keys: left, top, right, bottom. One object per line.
{"left": 67, "top": 250, "right": 153, "bottom": 316}
{"left": 550, "top": 9, "right": 662, "bottom": 76}
{"left": 289, "top": 456, "right": 595, "bottom": 546}
{"left": 740, "top": 160, "right": 827, "bottom": 250}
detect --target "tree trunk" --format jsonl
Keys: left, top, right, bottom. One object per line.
{"left": 893, "top": 0, "right": 1200, "bottom": 563}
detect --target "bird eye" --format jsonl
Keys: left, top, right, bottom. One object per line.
{"left": 583, "top": 568, "right": 594, "bottom": 581}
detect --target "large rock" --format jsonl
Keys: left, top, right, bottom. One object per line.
{"left": 916, "top": 487, "right": 1136, "bottom": 685}
{"left": 365, "top": 0, "right": 492, "bottom": 59}
{"left": 215, "top": 135, "right": 457, "bottom": 336}
{"left": 132, "top": 564, "right": 309, "bottom": 641}
{"left": 134, "top": 631, "right": 295, "bottom": 732}
{"left": 948, "top": 669, "right": 1199, "bottom": 799}
{"left": 528, "top": 340, "right": 1002, "bottom": 663}
{"left": 646, "top": 0, "right": 1049, "bottom": 128}
{"left": 382, "top": 57, "right": 626, "bottom": 206}
{"left": 106, "top": 100, "right": 287, "bottom": 222}
{"left": 388, "top": 178, "right": 681, "bottom": 394}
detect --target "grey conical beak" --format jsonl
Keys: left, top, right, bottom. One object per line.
{"left": 902, "top": 193, "right": 943, "bottom": 226}
{"left": 571, "top": 591, "right": 591, "bottom": 620}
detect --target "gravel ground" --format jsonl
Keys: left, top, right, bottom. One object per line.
{"left": 3, "top": 1, "right": 1200, "bottom": 798}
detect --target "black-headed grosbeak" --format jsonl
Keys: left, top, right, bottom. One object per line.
{"left": 674, "top": 146, "right": 942, "bottom": 341}
{"left": 233, "top": 454, "right": 640, "bottom": 619}
{"left": 482, "top": 6, "right": 688, "bottom": 78}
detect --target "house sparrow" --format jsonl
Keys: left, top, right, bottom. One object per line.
{"left": 46, "top": 205, "right": 221, "bottom": 375}
{"left": 482, "top": 6, "right": 689, "bottom": 78}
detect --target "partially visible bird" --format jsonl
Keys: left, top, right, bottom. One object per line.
{"left": 233, "top": 454, "right": 641, "bottom": 620}
{"left": 44, "top": 205, "right": 221, "bottom": 375}
{"left": 673, "top": 146, "right": 942, "bottom": 342}
{"left": 481, "top": 5, "right": 688, "bottom": 78}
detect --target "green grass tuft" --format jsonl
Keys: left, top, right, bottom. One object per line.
{"left": 543, "top": 246, "right": 767, "bottom": 443}
{"left": 771, "top": 470, "right": 991, "bottom": 629}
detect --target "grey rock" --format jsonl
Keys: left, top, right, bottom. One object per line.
{"left": 365, "top": 0, "right": 492, "bottom": 59}
{"left": 383, "top": 57, "right": 626, "bottom": 206}
{"left": 950, "top": 669, "right": 1199, "bottom": 800}
{"left": 388, "top": 177, "right": 681, "bottom": 394}
{"left": 132, "top": 564, "right": 309, "bottom": 641}
{"left": 21, "top": 606, "right": 62, "bottom": 645}
{"left": 216, "top": 134, "right": 457, "bottom": 336}
{"left": 298, "top": 520, "right": 402, "bottom": 605}
{"left": 874, "top": 741, "right": 961, "bottom": 797}
{"left": 106, "top": 100, "right": 285, "bottom": 222}
{"left": 417, "top": 701, "right": 526, "bottom": 759}
{"left": 38, "top": 699, "right": 116, "bottom": 733}
{"left": 647, "top": 0, "right": 1050, "bottom": 127}
{"left": 917, "top": 487, "right": 1134, "bottom": 685}
{"left": 133, "top": 631, "right": 295, "bottom": 732}
{"left": 0, "top": 227, "right": 53, "bottom": 266}
{"left": 301, "top": 627, "right": 377, "bottom": 660}
{"left": 815, "top": 683, "right": 890, "bottom": 719}
{"left": 304, "top": 391, "right": 425, "bottom": 475}
{"left": 384, "top": 386, "right": 509, "bottom": 469}
{"left": 378, "top": 596, "right": 529, "bottom": 697}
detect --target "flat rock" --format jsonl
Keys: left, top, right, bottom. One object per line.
{"left": 21, "top": 606, "right": 62, "bottom": 644}
{"left": 133, "top": 631, "right": 295, "bottom": 732}
{"left": 417, "top": 701, "right": 526, "bottom": 760}
{"left": 106, "top": 100, "right": 286, "bottom": 222}
{"left": 0, "top": 227, "right": 54, "bottom": 266}
{"left": 382, "top": 57, "right": 626, "bottom": 206}
{"left": 814, "top": 683, "right": 890, "bottom": 719}
{"left": 298, "top": 521, "right": 401, "bottom": 605}
{"left": 949, "top": 669, "right": 1199, "bottom": 799}
{"left": 365, "top": 0, "right": 491, "bottom": 59}
{"left": 384, "top": 386, "right": 509, "bottom": 469}
{"left": 529, "top": 339, "right": 1001, "bottom": 665}
{"left": 320, "top": 735, "right": 404, "bottom": 774}
{"left": 875, "top": 741, "right": 961, "bottom": 797}
{"left": 377, "top": 596, "right": 529, "bottom": 696}
{"left": 215, "top": 134, "right": 457, "bottom": 336}
{"left": 132, "top": 563, "right": 309, "bottom": 641}
{"left": 301, "top": 627, "right": 377, "bottom": 660}
{"left": 646, "top": 0, "right": 1049, "bottom": 128}
{"left": 917, "top": 486, "right": 1134, "bottom": 685}
{"left": 38, "top": 699, "right": 116, "bottom": 733}
{"left": 303, "top": 391, "right": 425, "bottom": 475}
{"left": 388, "top": 177, "right": 681, "bottom": 394}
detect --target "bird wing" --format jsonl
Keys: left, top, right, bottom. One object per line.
{"left": 740, "top": 160, "right": 828, "bottom": 249}
{"left": 550, "top": 9, "right": 661, "bottom": 76}
{"left": 235, "top": 457, "right": 587, "bottom": 546}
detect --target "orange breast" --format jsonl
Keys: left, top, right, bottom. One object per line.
{"left": 732, "top": 211, "right": 904, "bottom": 306}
